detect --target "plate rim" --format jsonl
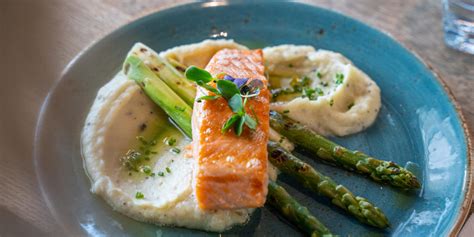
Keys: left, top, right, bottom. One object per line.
{"left": 33, "top": 1, "right": 473, "bottom": 236}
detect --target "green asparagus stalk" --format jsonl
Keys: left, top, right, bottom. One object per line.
{"left": 128, "top": 43, "right": 196, "bottom": 106}
{"left": 123, "top": 55, "right": 333, "bottom": 236}
{"left": 123, "top": 55, "right": 192, "bottom": 137}
{"left": 268, "top": 141, "right": 389, "bottom": 228}
{"left": 269, "top": 111, "right": 421, "bottom": 190}
{"left": 267, "top": 180, "right": 335, "bottom": 237}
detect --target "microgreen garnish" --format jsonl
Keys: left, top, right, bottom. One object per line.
{"left": 184, "top": 66, "right": 261, "bottom": 136}
{"left": 249, "top": 105, "right": 259, "bottom": 125}
{"left": 222, "top": 114, "right": 241, "bottom": 133}
{"left": 135, "top": 192, "right": 144, "bottom": 199}
{"left": 335, "top": 73, "right": 344, "bottom": 85}
{"left": 196, "top": 95, "right": 220, "bottom": 102}
{"left": 243, "top": 114, "right": 257, "bottom": 129}
{"left": 217, "top": 80, "right": 240, "bottom": 100}
{"left": 241, "top": 80, "right": 262, "bottom": 98}
{"left": 225, "top": 75, "right": 248, "bottom": 88}
{"left": 185, "top": 66, "right": 213, "bottom": 83}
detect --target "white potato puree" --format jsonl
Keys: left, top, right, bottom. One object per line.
{"left": 82, "top": 72, "right": 255, "bottom": 231}
{"left": 265, "top": 45, "right": 381, "bottom": 136}
{"left": 81, "top": 40, "right": 379, "bottom": 232}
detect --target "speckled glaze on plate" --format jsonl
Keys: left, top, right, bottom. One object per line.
{"left": 34, "top": 1, "right": 473, "bottom": 236}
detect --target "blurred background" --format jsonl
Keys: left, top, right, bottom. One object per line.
{"left": 0, "top": 0, "right": 472, "bottom": 236}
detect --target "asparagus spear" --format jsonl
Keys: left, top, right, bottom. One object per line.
{"left": 128, "top": 43, "right": 196, "bottom": 106}
{"left": 123, "top": 55, "right": 192, "bottom": 137}
{"left": 268, "top": 141, "right": 389, "bottom": 228}
{"left": 269, "top": 111, "right": 421, "bottom": 190}
{"left": 123, "top": 55, "right": 333, "bottom": 236}
{"left": 267, "top": 180, "right": 335, "bottom": 237}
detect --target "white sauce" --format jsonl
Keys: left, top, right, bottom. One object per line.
{"left": 264, "top": 45, "right": 381, "bottom": 136}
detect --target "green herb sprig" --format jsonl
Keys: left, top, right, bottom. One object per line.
{"left": 185, "top": 66, "right": 258, "bottom": 136}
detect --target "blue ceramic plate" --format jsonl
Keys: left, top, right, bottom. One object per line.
{"left": 34, "top": 1, "right": 473, "bottom": 236}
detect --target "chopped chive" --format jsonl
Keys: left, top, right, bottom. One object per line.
{"left": 315, "top": 87, "right": 324, "bottom": 96}
{"left": 316, "top": 71, "right": 323, "bottom": 78}
{"left": 347, "top": 102, "right": 355, "bottom": 110}
{"left": 303, "top": 87, "right": 317, "bottom": 100}
{"left": 329, "top": 99, "right": 334, "bottom": 106}
{"left": 166, "top": 167, "right": 171, "bottom": 173}
{"left": 137, "top": 136, "right": 148, "bottom": 145}
{"left": 283, "top": 110, "right": 290, "bottom": 114}
{"left": 157, "top": 172, "right": 165, "bottom": 177}
{"left": 171, "top": 147, "right": 181, "bottom": 154}
{"left": 335, "top": 73, "right": 344, "bottom": 85}
{"left": 135, "top": 192, "right": 144, "bottom": 199}
{"left": 163, "top": 137, "right": 176, "bottom": 146}
{"left": 141, "top": 165, "right": 152, "bottom": 175}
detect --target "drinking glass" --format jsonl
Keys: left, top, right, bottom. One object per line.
{"left": 442, "top": 0, "right": 474, "bottom": 54}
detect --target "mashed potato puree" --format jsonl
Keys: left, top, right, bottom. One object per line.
{"left": 81, "top": 40, "right": 380, "bottom": 232}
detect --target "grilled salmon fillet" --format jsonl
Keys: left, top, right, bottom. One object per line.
{"left": 192, "top": 49, "right": 270, "bottom": 210}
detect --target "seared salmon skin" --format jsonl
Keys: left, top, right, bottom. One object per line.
{"left": 192, "top": 49, "right": 270, "bottom": 210}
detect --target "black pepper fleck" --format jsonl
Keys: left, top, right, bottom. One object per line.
{"left": 139, "top": 123, "right": 147, "bottom": 131}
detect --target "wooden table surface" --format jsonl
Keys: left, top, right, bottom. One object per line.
{"left": 1, "top": 0, "right": 472, "bottom": 236}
